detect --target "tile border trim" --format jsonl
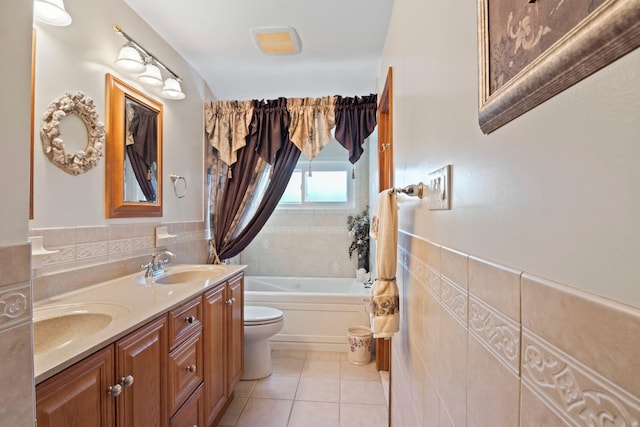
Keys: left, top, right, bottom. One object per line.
{"left": 468, "top": 293, "right": 520, "bottom": 375}
{"left": 0, "top": 283, "right": 32, "bottom": 331}
{"left": 522, "top": 327, "right": 640, "bottom": 426}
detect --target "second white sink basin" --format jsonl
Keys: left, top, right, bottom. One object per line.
{"left": 153, "top": 266, "right": 226, "bottom": 285}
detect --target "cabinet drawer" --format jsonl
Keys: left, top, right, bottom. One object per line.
{"left": 170, "top": 384, "right": 204, "bottom": 427}
{"left": 169, "top": 329, "right": 203, "bottom": 415}
{"left": 169, "top": 297, "right": 202, "bottom": 350}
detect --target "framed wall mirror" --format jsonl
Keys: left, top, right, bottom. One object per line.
{"left": 105, "top": 73, "right": 163, "bottom": 218}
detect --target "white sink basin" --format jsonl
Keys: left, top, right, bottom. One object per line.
{"left": 34, "top": 303, "right": 129, "bottom": 355}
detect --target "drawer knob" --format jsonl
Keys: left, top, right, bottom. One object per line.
{"left": 186, "top": 364, "right": 197, "bottom": 373}
{"left": 107, "top": 384, "right": 122, "bottom": 397}
{"left": 225, "top": 297, "right": 236, "bottom": 305}
{"left": 121, "top": 375, "right": 134, "bottom": 387}
{"left": 185, "top": 315, "right": 196, "bottom": 324}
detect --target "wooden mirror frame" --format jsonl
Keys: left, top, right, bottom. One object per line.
{"left": 105, "top": 73, "right": 163, "bottom": 218}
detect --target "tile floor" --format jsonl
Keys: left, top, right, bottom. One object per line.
{"left": 218, "top": 350, "right": 389, "bottom": 427}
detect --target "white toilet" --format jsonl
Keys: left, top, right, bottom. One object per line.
{"left": 242, "top": 305, "right": 284, "bottom": 380}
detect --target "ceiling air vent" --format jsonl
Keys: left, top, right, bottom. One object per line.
{"left": 250, "top": 26, "right": 302, "bottom": 55}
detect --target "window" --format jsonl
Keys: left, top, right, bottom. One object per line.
{"left": 279, "top": 161, "right": 355, "bottom": 209}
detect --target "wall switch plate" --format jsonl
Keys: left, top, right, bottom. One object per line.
{"left": 425, "top": 165, "right": 451, "bottom": 210}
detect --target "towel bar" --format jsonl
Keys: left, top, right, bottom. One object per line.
{"left": 389, "top": 183, "right": 424, "bottom": 199}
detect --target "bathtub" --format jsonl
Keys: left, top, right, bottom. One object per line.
{"left": 244, "top": 276, "right": 371, "bottom": 352}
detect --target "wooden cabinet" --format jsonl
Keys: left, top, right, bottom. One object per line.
{"left": 170, "top": 384, "right": 204, "bottom": 427}
{"left": 115, "top": 316, "right": 168, "bottom": 427}
{"left": 35, "top": 272, "right": 243, "bottom": 427}
{"left": 203, "top": 273, "right": 244, "bottom": 426}
{"left": 203, "top": 284, "right": 226, "bottom": 426}
{"left": 168, "top": 296, "right": 204, "bottom": 424}
{"left": 226, "top": 274, "right": 244, "bottom": 393}
{"left": 36, "top": 316, "right": 167, "bottom": 427}
{"left": 36, "top": 346, "right": 115, "bottom": 427}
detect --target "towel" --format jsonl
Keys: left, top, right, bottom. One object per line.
{"left": 369, "top": 190, "right": 399, "bottom": 338}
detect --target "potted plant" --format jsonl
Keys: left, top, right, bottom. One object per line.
{"left": 347, "top": 206, "right": 370, "bottom": 272}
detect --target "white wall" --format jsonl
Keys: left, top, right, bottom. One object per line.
{"left": 1, "top": 0, "right": 32, "bottom": 244}
{"left": 31, "top": 0, "right": 206, "bottom": 228}
{"left": 382, "top": 0, "right": 640, "bottom": 307}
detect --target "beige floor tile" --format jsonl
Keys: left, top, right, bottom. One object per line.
{"left": 234, "top": 398, "right": 293, "bottom": 427}
{"left": 271, "top": 357, "right": 304, "bottom": 376}
{"left": 340, "top": 403, "right": 388, "bottom": 427}
{"left": 340, "top": 379, "right": 386, "bottom": 405}
{"left": 251, "top": 375, "right": 300, "bottom": 400}
{"left": 234, "top": 380, "right": 256, "bottom": 398}
{"left": 272, "top": 349, "right": 307, "bottom": 360}
{"left": 295, "top": 377, "right": 340, "bottom": 402}
{"left": 340, "top": 360, "right": 380, "bottom": 381}
{"left": 217, "top": 397, "right": 247, "bottom": 427}
{"left": 288, "top": 401, "right": 340, "bottom": 427}
{"left": 302, "top": 359, "right": 341, "bottom": 378}
{"left": 306, "top": 351, "right": 343, "bottom": 360}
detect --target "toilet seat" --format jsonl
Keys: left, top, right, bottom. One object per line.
{"left": 244, "top": 306, "right": 284, "bottom": 326}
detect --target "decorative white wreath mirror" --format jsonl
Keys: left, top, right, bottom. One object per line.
{"left": 40, "top": 91, "right": 105, "bottom": 175}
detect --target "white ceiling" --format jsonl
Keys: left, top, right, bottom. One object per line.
{"left": 123, "top": 0, "right": 394, "bottom": 100}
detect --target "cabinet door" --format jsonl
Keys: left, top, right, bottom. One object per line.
{"left": 170, "top": 384, "right": 204, "bottom": 427}
{"left": 168, "top": 329, "right": 203, "bottom": 415}
{"left": 115, "top": 315, "right": 167, "bottom": 427}
{"left": 227, "top": 274, "right": 244, "bottom": 393}
{"left": 36, "top": 346, "right": 115, "bottom": 427}
{"left": 203, "top": 285, "right": 226, "bottom": 426}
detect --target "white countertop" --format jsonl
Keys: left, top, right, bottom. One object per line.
{"left": 33, "top": 263, "right": 246, "bottom": 384}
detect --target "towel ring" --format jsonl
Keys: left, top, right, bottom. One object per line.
{"left": 169, "top": 174, "right": 187, "bottom": 198}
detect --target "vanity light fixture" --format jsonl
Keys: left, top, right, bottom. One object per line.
{"left": 34, "top": 0, "right": 72, "bottom": 26}
{"left": 114, "top": 44, "right": 146, "bottom": 73}
{"left": 113, "top": 25, "right": 186, "bottom": 100}
{"left": 138, "top": 62, "right": 163, "bottom": 87}
{"left": 160, "top": 78, "right": 186, "bottom": 100}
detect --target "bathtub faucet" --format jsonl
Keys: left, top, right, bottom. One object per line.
{"left": 142, "top": 250, "right": 176, "bottom": 277}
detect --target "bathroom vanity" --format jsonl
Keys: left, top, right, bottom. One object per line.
{"left": 33, "top": 264, "right": 245, "bottom": 427}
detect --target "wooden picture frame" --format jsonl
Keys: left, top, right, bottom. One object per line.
{"left": 105, "top": 74, "right": 163, "bottom": 218}
{"left": 478, "top": 0, "right": 640, "bottom": 134}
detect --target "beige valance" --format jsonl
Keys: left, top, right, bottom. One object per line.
{"left": 204, "top": 100, "right": 254, "bottom": 166}
{"left": 287, "top": 96, "right": 336, "bottom": 161}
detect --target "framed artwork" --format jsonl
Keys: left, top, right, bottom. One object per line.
{"left": 478, "top": 0, "right": 640, "bottom": 134}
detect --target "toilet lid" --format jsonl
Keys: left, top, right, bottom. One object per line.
{"left": 244, "top": 306, "right": 283, "bottom": 325}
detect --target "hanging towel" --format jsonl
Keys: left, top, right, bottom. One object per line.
{"left": 369, "top": 190, "right": 399, "bottom": 338}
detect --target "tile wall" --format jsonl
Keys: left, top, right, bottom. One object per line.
{"left": 0, "top": 243, "right": 34, "bottom": 425}
{"left": 30, "top": 221, "right": 209, "bottom": 301}
{"left": 392, "top": 231, "right": 640, "bottom": 426}
{"left": 240, "top": 210, "right": 360, "bottom": 278}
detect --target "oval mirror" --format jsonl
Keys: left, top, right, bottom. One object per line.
{"left": 105, "top": 73, "right": 163, "bottom": 218}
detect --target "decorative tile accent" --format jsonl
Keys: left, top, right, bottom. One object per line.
{"left": 522, "top": 273, "right": 640, "bottom": 397}
{"left": 522, "top": 328, "right": 640, "bottom": 427}
{"left": 41, "top": 246, "right": 75, "bottom": 266}
{"left": 468, "top": 294, "right": 520, "bottom": 374}
{"left": 440, "top": 276, "right": 467, "bottom": 326}
{"left": 108, "top": 238, "right": 133, "bottom": 255}
{"left": 76, "top": 242, "right": 108, "bottom": 259}
{"left": 0, "top": 283, "right": 31, "bottom": 330}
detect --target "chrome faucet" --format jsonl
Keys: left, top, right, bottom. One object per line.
{"left": 142, "top": 250, "right": 176, "bottom": 277}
